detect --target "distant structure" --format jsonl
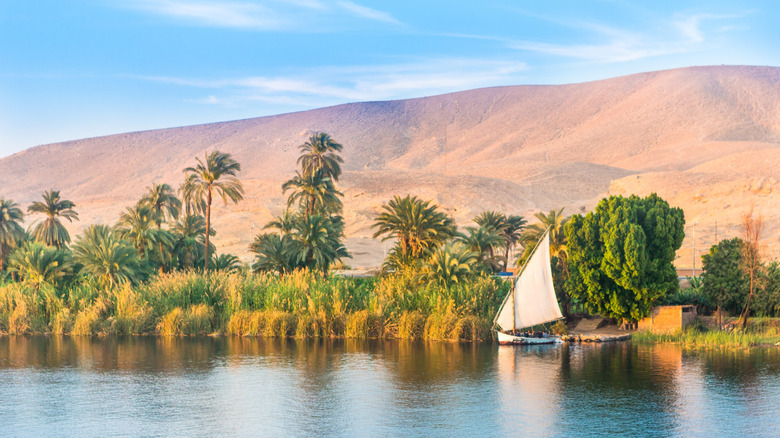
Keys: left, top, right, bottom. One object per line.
{"left": 638, "top": 305, "right": 697, "bottom": 333}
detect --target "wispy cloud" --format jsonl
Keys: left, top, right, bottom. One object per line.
{"left": 497, "top": 9, "right": 752, "bottom": 63}
{"left": 131, "top": 57, "right": 527, "bottom": 108}
{"left": 125, "top": 0, "right": 285, "bottom": 29}
{"left": 337, "top": 1, "right": 401, "bottom": 25}
{"left": 672, "top": 12, "right": 752, "bottom": 43}
{"left": 121, "top": 0, "right": 402, "bottom": 29}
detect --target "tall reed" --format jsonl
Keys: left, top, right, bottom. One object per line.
{"left": 0, "top": 270, "right": 507, "bottom": 341}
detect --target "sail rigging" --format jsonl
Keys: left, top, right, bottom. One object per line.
{"left": 495, "top": 229, "right": 563, "bottom": 331}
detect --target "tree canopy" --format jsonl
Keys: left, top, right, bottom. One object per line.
{"left": 564, "top": 194, "right": 685, "bottom": 323}
{"left": 701, "top": 237, "right": 748, "bottom": 315}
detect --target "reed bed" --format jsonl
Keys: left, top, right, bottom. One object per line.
{"left": 632, "top": 323, "right": 780, "bottom": 349}
{"left": 0, "top": 270, "right": 509, "bottom": 341}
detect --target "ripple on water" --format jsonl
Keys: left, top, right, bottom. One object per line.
{"left": 0, "top": 337, "right": 779, "bottom": 437}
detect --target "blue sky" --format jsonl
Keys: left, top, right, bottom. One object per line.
{"left": 1, "top": 0, "right": 777, "bottom": 157}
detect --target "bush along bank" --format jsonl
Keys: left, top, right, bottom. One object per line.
{"left": 0, "top": 270, "right": 510, "bottom": 341}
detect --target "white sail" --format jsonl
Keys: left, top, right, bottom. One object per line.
{"left": 495, "top": 231, "right": 563, "bottom": 331}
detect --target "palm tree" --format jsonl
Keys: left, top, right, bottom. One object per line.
{"left": 459, "top": 226, "right": 505, "bottom": 273}
{"left": 501, "top": 215, "right": 527, "bottom": 271}
{"left": 171, "top": 214, "right": 213, "bottom": 270}
{"left": 473, "top": 211, "right": 527, "bottom": 271}
{"left": 179, "top": 173, "right": 207, "bottom": 216}
{"left": 27, "top": 190, "right": 79, "bottom": 249}
{"left": 381, "top": 243, "right": 418, "bottom": 274}
{"left": 518, "top": 208, "right": 570, "bottom": 265}
{"left": 282, "top": 170, "right": 342, "bottom": 217}
{"left": 474, "top": 210, "right": 507, "bottom": 232}
{"left": 115, "top": 203, "right": 173, "bottom": 263}
{"left": 473, "top": 211, "right": 507, "bottom": 265}
{"left": 8, "top": 241, "right": 72, "bottom": 291}
{"left": 297, "top": 132, "right": 344, "bottom": 181}
{"left": 289, "top": 214, "right": 349, "bottom": 275}
{"left": 212, "top": 253, "right": 243, "bottom": 273}
{"left": 419, "top": 242, "right": 478, "bottom": 286}
{"left": 141, "top": 183, "right": 181, "bottom": 272}
{"left": 250, "top": 233, "right": 295, "bottom": 275}
{"left": 264, "top": 209, "right": 298, "bottom": 236}
{"left": 183, "top": 151, "right": 244, "bottom": 271}
{"left": 72, "top": 225, "right": 144, "bottom": 287}
{"left": 0, "top": 199, "right": 25, "bottom": 271}
{"left": 372, "top": 195, "right": 457, "bottom": 260}
{"left": 141, "top": 183, "right": 182, "bottom": 227}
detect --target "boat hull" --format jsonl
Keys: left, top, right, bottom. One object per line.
{"left": 496, "top": 330, "right": 561, "bottom": 345}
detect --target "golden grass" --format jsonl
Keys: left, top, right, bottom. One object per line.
{"left": 0, "top": 270, "right": 508, "bottom": 341}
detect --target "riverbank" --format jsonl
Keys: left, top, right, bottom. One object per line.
{"left": 632, "top": 318, "right": 780, "bottom": 349}
{"left": 0, "top": 270, "right": 509, "bottom": 341}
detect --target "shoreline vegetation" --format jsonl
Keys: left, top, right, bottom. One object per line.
{"left": 3, "top": 136, "right": 780, "bottom": 349}
{"left": 633, "top": 318, "right": 780, "bottom": 349}
{"left": 0, "top": 270, "right": 510, "bottom": 341}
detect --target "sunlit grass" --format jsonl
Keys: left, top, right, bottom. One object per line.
{"left": 0, "top": 270, "right": 509, "bottom": 341}
{"left": 632, "top": 323, "right": 780, "bottom": 349}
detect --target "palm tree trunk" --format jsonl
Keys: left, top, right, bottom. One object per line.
{"left": 204, "top": 189, "right": 212, "bottom": 272}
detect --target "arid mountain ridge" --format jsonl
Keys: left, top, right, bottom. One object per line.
{"left": 2, "top": 65, "right": 779, "bottom": 268}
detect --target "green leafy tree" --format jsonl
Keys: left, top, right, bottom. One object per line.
{"left": 72, "top": 225, "right": 144, "bottom": 287}
{"left": 372, "top": 195, "right": 457, "bottom": 262}
{"left": 183, "top": 151, "right": 244, "bottom": 271}
{"left": 297, "top": 132, "right": 344, "bottom": 181}
{"left": 565, "top": 194, "right": 685, "bottom": 324}
{"left": 701, "top": 238, "right": 748, "bottom": 323}
{"left": 8, "top": 241, "right": 72, "bottom": 291}
{"left": 755, "top": 261, "right": 780, "bottom": 317}
{"left": 27, "top": 190, "right": 79, "bottom": 249}
{"left": 0, "top": 199, "right": 25, "bottom": 271}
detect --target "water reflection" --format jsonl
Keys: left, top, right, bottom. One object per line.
{"left": 1, "top": 337, "right": 779, "bottom": 437}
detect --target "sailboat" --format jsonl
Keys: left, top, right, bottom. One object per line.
{"left": 494, "top": 229, "right": 564, "bottom": 345}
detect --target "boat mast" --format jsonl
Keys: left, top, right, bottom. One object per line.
{"left": 512, "top": 280, "right": 516, "bottom": 332}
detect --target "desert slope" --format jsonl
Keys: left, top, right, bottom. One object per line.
{"left": 2, "top": 65, "right": 779, "bottom": 267}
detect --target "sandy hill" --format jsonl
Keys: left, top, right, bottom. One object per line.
{"left": 2, "top": 65, "right": 779, "bottom": 268}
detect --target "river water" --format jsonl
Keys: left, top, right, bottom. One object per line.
{"left": 1, "top": 336, "right": 779, "bottom": 437}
